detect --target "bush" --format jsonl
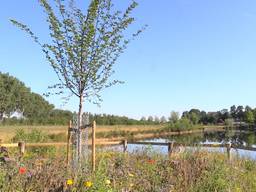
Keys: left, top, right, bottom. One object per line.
{"left": 12, "top": 128, "right": 56, "bottom": 156}
{"left": 12, "top": 128, "right": 48, "bottom": 143}
{"left": 167, "top": 118, "right": 193, "bottom": 132}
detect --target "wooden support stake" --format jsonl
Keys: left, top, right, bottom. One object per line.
{"left": 92, "top": 121, "right": 96, "bottom": 172}
{"left": 226, "top": 143, "right": 231, "bottom": 161}
{"left": 66, "top": 120, "right": 72, "bottom": 166}
{"left": 123, "top": 140, "right": 128, "bottom": 153}
{"left": 168, "top": 141, "right": 174, "bottom": 157}
{"left": 18, "top": 141, "right": 25, "bottom": 159}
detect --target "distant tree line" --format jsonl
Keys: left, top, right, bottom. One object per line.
{"left": 181, "top": 105, "right": 256, "bottom": 126}
{"left": 0, "top": 73, "right": 159, "bottom": 125}
{"left": 2, "top": 72, "right": 256, "bottom": 127}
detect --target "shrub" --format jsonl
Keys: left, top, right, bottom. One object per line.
{"left": 167, "top": 118, "right": 193, "bottom": 132}
{"left": 12, "top": 128, "right": 56, "bottom": 156}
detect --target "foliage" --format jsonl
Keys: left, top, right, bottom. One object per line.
{"left": 11, "top": 128, "right": 56, "bottom": 156}
{"left": 0, "top": 72, "right": 29, "bottom": 120}
{"left": 190, "top": 156, "right": 229, "bottom": 192}
{"left": 3, "top": 72, "right": 256, "bottom": 127}
{"left": 1, "top": 112, "right": 163, "bottom": 126}
{"left": 168, "top": 117, "right": 193, "bottom": 132}
{"left": 245, "top": 110, "right": 254, "bottom": 125}
{"left": 225, "top": 118, "right": 234, "bottom": 128}
{"left": 180, "top": 105, "right": 256, "bottom": 128}
{"left": 1, "top": 109, "right": 72, "bottom": 125}
{"left": 11, "top": 0, "right": 144, "bottom": 104}
{"left": 0, "top": 72, "right": 54, "bottom": 123}
{"left": 11, "top": 0, "right": 144, "bottom": 158}
{"left": 169, "top": 111, "right": 179, "bottom": 123}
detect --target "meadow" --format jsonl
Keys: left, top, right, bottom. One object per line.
{"left": 1, "top": 147, "right": 256, "bottom": 192}
{"left": 1, "top": 124, "right": 255, "bottom": 191}
{"left": 0, "top": 124, "right": 165, "bottom": 143}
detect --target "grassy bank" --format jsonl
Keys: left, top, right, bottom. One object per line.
{"left": 0, "top": 149, "right": 255, "bottom": 191}
{"left": 0, "top": 124, "right": 226, "bottom": 143}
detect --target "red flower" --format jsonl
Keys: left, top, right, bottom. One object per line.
{"left": 19, "top": 167, "right": 26, "bottom": 174}
{"left": 147, "top": 159, "right": 156, "bottom": 164}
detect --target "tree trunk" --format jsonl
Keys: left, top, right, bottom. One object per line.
{"left": 0, "top": 112, "right": 3, "bottom": 122}
{"left": 77, "top": 95, "right": 83, "bottom": 161}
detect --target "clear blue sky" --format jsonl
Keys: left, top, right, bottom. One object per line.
{"left": 1, "top": 0, "right": 256, "bottom": 119}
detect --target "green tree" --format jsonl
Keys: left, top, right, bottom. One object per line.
{"left": 160, "top": 116, "right": 167, "bottom": 123}
{"left": 23, "top": 93, "right": 54, "bottom": 121}
{"left": 245, "top": 110, "right": 254, "bottom": 125}
{"left": 236, "top": 105, "right": 244, "bottom": 121}
{"left": 140, "top": 116, "right": 146, "bottom": 122}
{"left": 11, "top": 0, "right": 144, "bottom": 158}
{"left": 169, "top": 111, "right": 179, "bottom": 123}
{"left": 0, "top": 73, "right": 54, "bottom": 124}
{"left": 220, "top": 109, "right": 230, "bottom": 120}
{"left": 174, "top": 118, "right": 192, "bottom": 131}
{"left": 147, "top": 116, "right": 154, "bottom": 122}
{"left": 190, "top": 112, "right": 200, "bottom": 125}
{"left": 154, "top": 116, "right": 160, "bottom": 123}
{"left": 230, "top": 105, "right": 237, "bottom": 119}
{"left": 0, "top": 72, "right": 30, "bottom": 120}
{"left": 225, "top": 118, "right": 234, "bottom": 129}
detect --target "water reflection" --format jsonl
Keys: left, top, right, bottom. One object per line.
{"left": 129, "top": 130, "right": 256, "bottom": 160}
{"left": 108, "top": 130, "right": 256, "bottom": 160}
{"left": 163, "top": 130, "right": 256, "bottom": 148}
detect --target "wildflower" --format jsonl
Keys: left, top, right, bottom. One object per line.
{"left": 129, "top": 183, "right": 134, "bottom": 187}
{"left": 147, "top": 159, "right": 156, "bottom": 164}
{"left": 84, "top": 181, "right": 93, "bottom": 188}
{"left": 128, "top": 173, "right": 134, "bottom": 177}
{"left": 105, "top": 179, "right": 111, "bottom": 185}
{"left": 19, "top": 167, "right": 26, "bottom": 174}
{"left": 66, "top": 179, "right": 73, "bottom": 185}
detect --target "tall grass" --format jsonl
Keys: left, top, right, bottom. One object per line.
{"left": 0, "top": 149, "right": 256, "bottom": 192}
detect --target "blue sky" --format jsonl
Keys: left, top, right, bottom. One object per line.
{"left": 1, "top": 0, "right": 256, "bottom": 119}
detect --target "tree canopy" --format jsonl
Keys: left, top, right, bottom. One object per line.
{"left": 0, "top": 72, "right": 53, "bottom": 121}
{"left": 11, "top": 0, "right": 144, "bottom": 158}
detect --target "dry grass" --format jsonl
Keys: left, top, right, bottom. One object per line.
{"left": 0, "top": 124, "right": 164, "bottom": 142}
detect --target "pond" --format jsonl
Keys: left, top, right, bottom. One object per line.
{"left": 126, "top": 130, "right": 256, "bottom": 160}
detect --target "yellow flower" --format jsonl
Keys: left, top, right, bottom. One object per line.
{"left": 128, "top": 173, "right": 134, "bottom": 177}
{"left": 84, "top": 181, "right": 93, "bottom": 188}
{"left": 129, "top": 183, "right": 134, "bottom": 187}
{"left": 66, "top": 179, "right": 73, "bottom": 185}
{"left": 105, "top": 179, "right": 111, "bottom": 185}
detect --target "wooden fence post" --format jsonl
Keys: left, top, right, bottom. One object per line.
{"left": 66, "top": 120, "right": 72, "bottom": 166}
{"left": 123, "top": 140, "right": 128, "bottom": 153}
{"left": 226, "top": 143, "right": 231, "bottom": 161}
{"left": 18, "top": 141, "right": 25, "bottom": 159}
{"left": 92, "top": 121, "right": 96, "bottom": 172}
{"left": 168, "top": 141, "right": 174, "bottom": 157}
